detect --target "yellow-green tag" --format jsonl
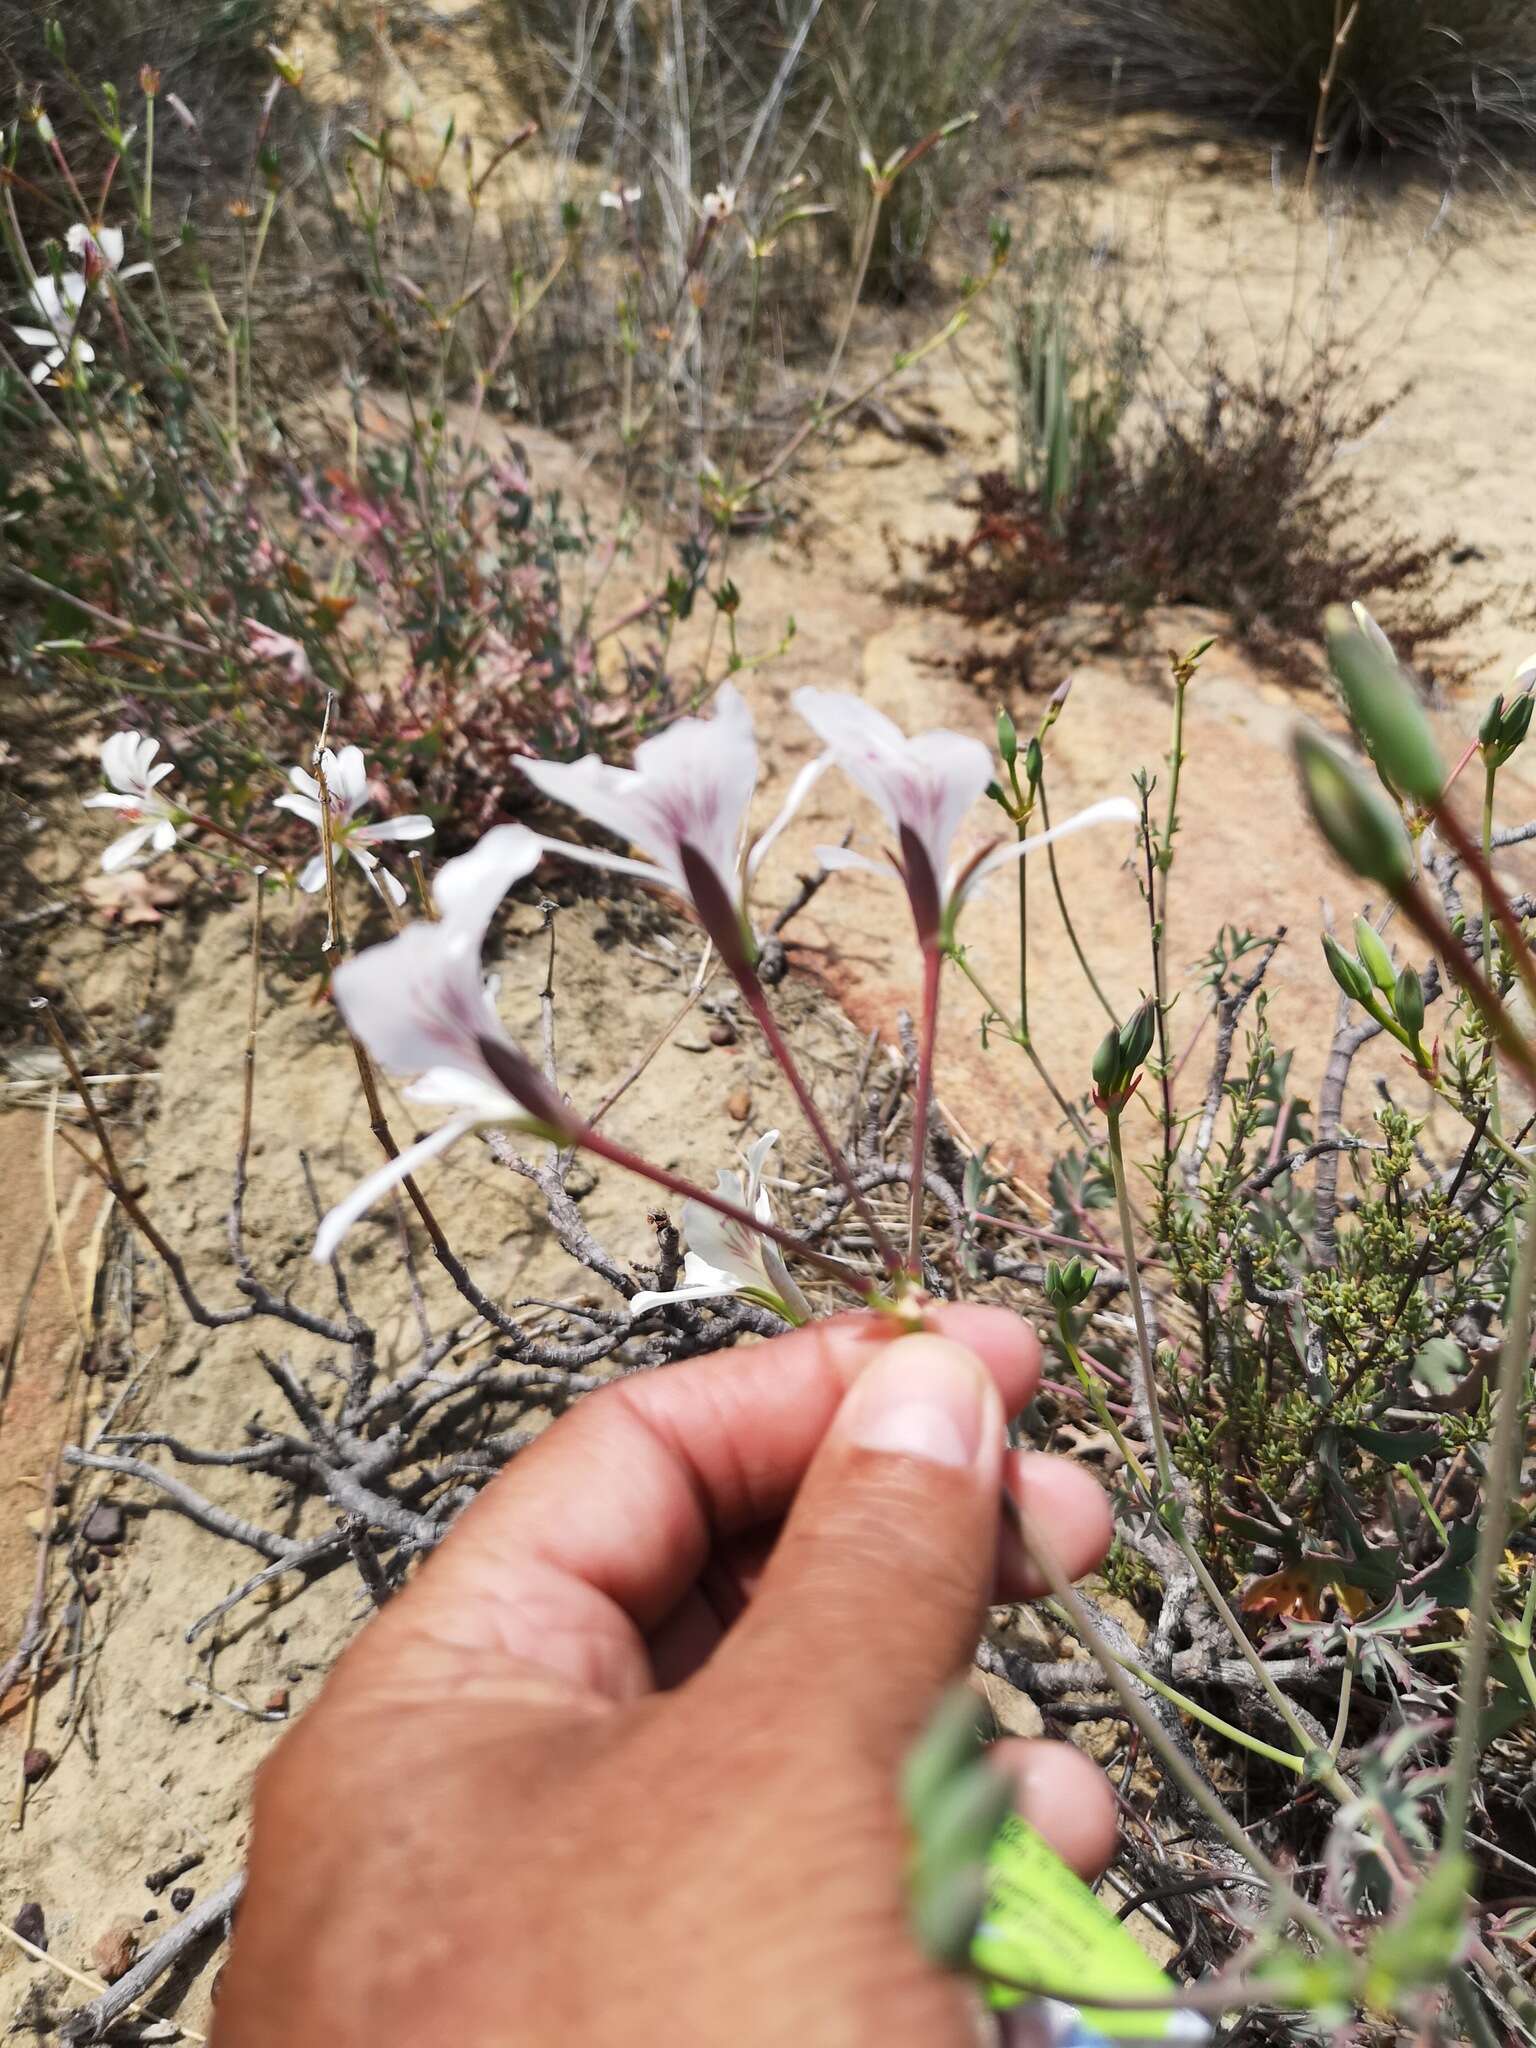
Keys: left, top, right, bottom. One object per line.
{"left": 971, "top": 1816, "right": 1206, "bottom": 2042}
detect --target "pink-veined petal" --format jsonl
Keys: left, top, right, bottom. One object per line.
{"left": 312, "top": 1114, "right": 475, "bottom": 1264}
{"left": 792, "top": 687, "right": 992, "bottom": 893}
{"left": 330, "top": 920, "right": 516, "bottom": 1103}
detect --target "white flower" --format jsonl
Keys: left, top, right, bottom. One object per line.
{"left": 630, "top": 1130, "right": 810, "bottom": 1322}
{"left": 14, "top": 272, "right": 92, "bottom": 385}
{"left": 244, "top": 618, "right": 313, "bottom": 687}
{"left": 515, "top": 682, "right": 823, "bottom": 937}
{"left": 599, "top": 185, "right": 641, "bottom": 211}
{"left": 274, "top": 744, "right": 433, "bottom": 907}
{"left": 313, "top": 825, "right": 567, "bottom": 1262}
{"left": 81, "top": 731, "right": 182, "bottom": 872}
{"left": 792, "top": 688, "right": 1139, "bottom": 944}
{"left": 701, "top": 184, "right": 737, "bottom": 222}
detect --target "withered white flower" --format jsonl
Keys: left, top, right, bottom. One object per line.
{"left": 274, "top": 744, "right": 433, "bottom": 907}
{"left": 630, "top": 1130, "right": 810, "bottom": 1323}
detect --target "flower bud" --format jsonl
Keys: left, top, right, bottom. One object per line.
{"left": 45, "top": 16, "right": 65, "bottom": 58}
{"left": 1293, "top": 730, "right": 1414, "bottom": 891}
{"left": 1480, "top": 693, "right": 1506, "bottom": 750}
{"left": 1322, "top": 933, "right": 1371, "bottom": 1004}
{"left": 139, "top": 64, "right": 161, "bottom": 97}
{"left": 1394, "top": 963, "right": 1425, "bottom": 1037}
{"left": 1325, "top": 604, "right": 1444, "bottom": 805}
{"left": 1353, "top": 915, "right": 1396, "bottom": 995}
{"left": 1118, "top": 998, "right": 1157, "bottom": 1076}
{"left": 1091, "top": 1023, "right": 1122, "bottom": 1097}
{"left": 1023, "top": 736, "right": 1043, "bottom": 789}
{"left": 996, "top": 707, "right": 1017, "bottom": 768}
{"left": 1044, "top": 1255, "right": 1097, "bottom": 1310}
{"left": 1481, "top": 688, "right": 1534, "bottom": 768}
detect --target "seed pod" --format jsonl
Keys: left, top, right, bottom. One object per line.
{"left": 1294, "top": 730, "right": 1414, "bottom": 891}
{"left": 1353, "top": 916, "right": 1396, "bottom": 995}
{"left": 1326, "top": 605, "right": 1444, "bottom": 805}
{"left": 1394, "top": 963, "right": 1425, "bottom": 1037}
{"left": 1322, "top": 933, "right": 1371, "bottom": 1004}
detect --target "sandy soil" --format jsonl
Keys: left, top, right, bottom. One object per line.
{"left": 8, "top": 26, "right": 1536, "bottom": 2039}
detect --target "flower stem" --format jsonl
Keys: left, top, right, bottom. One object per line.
{"left": 577, "top": 1125, "right": 881, "bottom": 1300}
{"left": 909, "top": 944, "right": 943, "bottom": 1273}
{"left": 946, "top": 945, "right": 1092, "bottom": 1145}
{"left": 1037, "top": 775, "right": 1119, "bottom": 1025}
{"left": 1443, "top": 1168, "right": 1536, "bottom": 1848}
{"left": 733, "top": 967, "right": 906, "bottom": 1276}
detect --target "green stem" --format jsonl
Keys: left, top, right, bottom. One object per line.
{"left": 947, "top": 946, "right": 1092, "bottom": 1145}
{"left": 1038, "top": 775, "right": 1118, "bottom": 1024}
{"left": 1443, "top": 1170, "right": 1536, "bottom": 1848}
{"left": 1054, "top": 1314, "right": 1150, "bottom": 1493}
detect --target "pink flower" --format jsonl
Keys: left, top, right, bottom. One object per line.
{"left": 313, "top": 826, "right": 569, "bottom": 1261}
{"left": 273, "top": 744, "right": 433, "bottom": 907}
{"left": 82, "top": 731, "right": 182, "bottom": 872}
{"left": 792, "top": 689, "right": 1138, "bottom": 945}
{"left": 244, "top": 618, "right": 313, "bottom": 687}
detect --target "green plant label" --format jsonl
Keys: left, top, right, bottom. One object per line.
{"left": 972, "top": 1817, "right": 1209, "bottom": 2043}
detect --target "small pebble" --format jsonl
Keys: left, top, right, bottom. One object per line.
{"left": 707, "top": 1017, "right": 737, "bottom": 1046}
{"left": 170, "top": 1887, "right": 195, "bottom": 1913}
{"left": 13, "top": 1903, "right": 45, "bottom": 1951}
{"left": 81, "top": 1501, "right": 126, "bottom": 1547}
{"left": 92, "top": 1921, "right": 140, "bottom": 1984}
{"left": 264, "top": 1686, "right": 291, "bottom": 1716}
{"left": 144, "top": 1909, "right": 160, "bottom": 1924}
{"left": 725, "top": 1087, "right": 752, "bottom": 1123}
{"left": 21, "top": 1747, "right": 51, "bottom": 1784}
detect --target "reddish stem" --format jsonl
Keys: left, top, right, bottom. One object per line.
{"left": 733, "top": 968, "right": 906, "bottom": 1275}
{"left": 909, "top": 943, "right": 942, "bottom": 1272}
{"left": 577, "top": 1124, "right": 878, "bottom": 1300}
{"left": 1431, "top": 799, "right": 1536, "bottom": 1016}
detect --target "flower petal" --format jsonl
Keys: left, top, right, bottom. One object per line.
{"left": 274, "top": 791, "right": 323, "bottom": 826}
{"left": 297, "top": 853, "right": 328, "bottom": 893}
{"left": 431, "top": 824, "right": 542, "bottom": 931}
{"left": 312, "top": 1114, "right": 475, "bottom": 1263}
{"left": 953, "top": 796, "right": 1140, "bottom": 912}
{"left": 354, "top": 813, "right": 435, "bottom": 843}
{"left": 747, "top": 753, "right": 829, "bottom": 878}
{"left": 101, "top": 822, "right": 156, "bottom": 872}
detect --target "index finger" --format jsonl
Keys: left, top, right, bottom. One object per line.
{"left": 348, "top": 1304, "right": 1039, "bottom": 1705}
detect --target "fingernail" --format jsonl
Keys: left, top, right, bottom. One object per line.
{"left": 840, "top": 1337, "right": 991, "bottom": 1469}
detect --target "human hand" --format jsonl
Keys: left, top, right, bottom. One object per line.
{"left": 213, "top": 1306, "right": 1117, "bottom": 2047}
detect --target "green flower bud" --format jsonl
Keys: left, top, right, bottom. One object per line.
{"left": 1322, "top": 933, "right": 1371, "bottom": 1004}
{"left": 1353, "top": 915, "right": 1396, "bottom": 995}
{"left": 1293, "top": 730, "right": 1414, "bottom": 891}
{"left": 1480, "top": 693, "right": 1506, "bottom": 751}
{"left": 1091, "top": 1023, "right": 1122, "bottom": 1097}
{"left": 1023, "top": 736, "right": 1043, "bottom": 790}
{"left": 1118, "top": 998, "right": 1157, "bottom": 1075}
{"left": 996, "top": 707, "right": 1017, "bottom": 768}
{"left": 1507, "top": 693, "right": 1534, "bottom": 750}
{"left": 1325, "top": 604, "right": 1444, "bottom": 805}
{"left": 1394, "top": 962, "right": 1424, "bottom": 1037}
{"left": 45, "top": 16, "right": 65, "bottom": 57}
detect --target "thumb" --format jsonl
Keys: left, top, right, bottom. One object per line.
{"left": 716, "top": 1333, "right": 1006, "bottom": 1752}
